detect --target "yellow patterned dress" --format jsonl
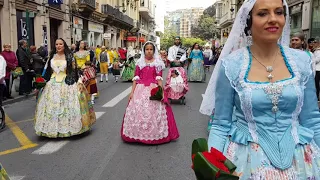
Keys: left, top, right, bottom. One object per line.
{"left": 0, "top": 163, "right": 9, "bottom": 180}
{"left": 74, "top": 50, "right": 90, "bottom": 69}
{"left": 34, "top": 58, "right": 96, "bottom": 138}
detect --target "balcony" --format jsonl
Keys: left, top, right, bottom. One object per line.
{"left": 78, "top": 0, "right": 95, "bottom": 14}
{"left": 101, "top": 4, "right": 134, "bottom": 30}
{"left": 139, "top": 1, "right": 153, "bottom": 19}
{"left": 219, "top": 12, "right": 235, "bottom": 28}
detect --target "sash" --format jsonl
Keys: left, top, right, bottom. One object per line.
{"left": 176, "top": 46, "right": 187, "bottom": 60}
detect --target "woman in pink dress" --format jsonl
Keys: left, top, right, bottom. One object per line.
{"left": 121, "top": 41, "right": 180, "bottom": 144}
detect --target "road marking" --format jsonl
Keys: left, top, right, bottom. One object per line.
{"left": 102, "top": 86, "right": 132, "bottom": 107}
{"left": 95, "top": 112, "right": 105, "bottom": 119}
{"left": 9, "top": 176, "right": 25, "bottom": 180}
{"left": 0, "top": 115, "right": 38, "bottom": 156}
{"left": 6, "top": 118, "right": 34, "bottom": 125}
{"left": 32, "top": 141, "right": 69, "bottom": 155}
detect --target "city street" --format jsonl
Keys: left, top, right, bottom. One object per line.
{"left": 0, "top": 69, "right": 210, "bottom": 180}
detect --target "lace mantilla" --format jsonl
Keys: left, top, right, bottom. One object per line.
{"left": 200, "top": 0, "right": 291, "bottom": 116}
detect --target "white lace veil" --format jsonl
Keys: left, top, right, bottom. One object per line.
{"left": 199, "top": 0, "right": 290, "bottom": 116}
{"left": 135, "top": 41, "right": 164, "bottom": 71}
{"left": 137, "top": 41, "right": 161, "bottom": 62}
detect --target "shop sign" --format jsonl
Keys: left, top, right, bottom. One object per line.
{"left": 139, "top": 37, "right": 146, "bottom": 42}
{"left": 16, "top": 11, "right": 35, "bottom": 46}
{"left": 88, "top": 21, "right": 104, "bottom": 33}
{"left": 43, "top": 26, "right": 48, "bottom": 46}
{"left": 126, "top": 36, "right": 137, "bottom": 41}
{"left": 73, "top": 17, "right": 83, "bottom": 29}
{"left": 103, "top": 33, "right": 111, "bottom": 40}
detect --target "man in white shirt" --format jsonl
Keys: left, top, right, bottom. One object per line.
{"left": 0, "top": 55, "right": 7, "bottom": 106}
{"left": 168, "top": 36, "right": 187, "bottom": 67}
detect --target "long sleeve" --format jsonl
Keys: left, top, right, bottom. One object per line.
{"left": 168, "top": 47, "right": 175, "bottom": 62}
{"left": 179, "top": 51, "right": 187, "bottom": 62}
{"left": 17, "top": 49, "right": 28, "bottom": 71}
{"left": 189, "top": 51, "right": 194, "bottom": 59}
{"left": 208, "top": 64, "right": 235, "bottom": 151}
{"left": 299, "top": 72, "right": 320, "bottom": 146}
{"left": 107, "top": 53, "right": 110, "bottom": 64}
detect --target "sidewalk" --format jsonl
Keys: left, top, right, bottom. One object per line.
{"left": 3, "top": 78, "right": 35, "bottom": 106}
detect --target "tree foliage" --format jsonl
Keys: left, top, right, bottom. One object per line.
{"left": 191, "top": 5, "right": 220, "bottom": 40}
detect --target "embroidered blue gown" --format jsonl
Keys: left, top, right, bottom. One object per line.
{"left": 188, "top": 49, "right": 205, "bottom": 82}
{"left": 208, "top": 45, "right": 320, "bottom": 179}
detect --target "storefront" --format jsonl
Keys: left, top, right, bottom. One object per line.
{"left": 311, "top": 0, "right": 320, "bottom": 38}
{"left": 0, "top": 2, "right": 2, "bottom": 52}
{"left": 290, "top": 3, "right": 303, "bottom": 34}
{"left": 16, "top": 10, "right": 35, "bottom": 46}
{"left": 87, "top": 21, "right": 104, "bottom": 47}
{"left": 72, "top": 17, "right": 83, "bottom": 44}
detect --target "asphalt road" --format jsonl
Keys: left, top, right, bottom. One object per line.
{"left": 0, "top": 68, "right": 211, "bottom": 180}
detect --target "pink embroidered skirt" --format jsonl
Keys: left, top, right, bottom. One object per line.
{"left": 121, "top": 83, "right": 179, "bottom": 144}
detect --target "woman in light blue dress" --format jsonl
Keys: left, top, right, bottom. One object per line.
{"left": 200, "top": 0, "right": 320, "bottom": 179}
{"left": 187, "top": 43, "right": 205, "bottom": 82}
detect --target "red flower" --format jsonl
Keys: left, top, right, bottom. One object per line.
{"left": 36, "top": 77, "right": 45, "bottom": 83}
{"left": 191, "top": 147, "right": 230, "bottom": 177}
{"left": 151, "top": 87, "right": 159, "bottom": 96}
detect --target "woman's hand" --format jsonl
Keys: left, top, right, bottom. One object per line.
{"left": 129, "top": 92, "right": 134, "bottom": 101}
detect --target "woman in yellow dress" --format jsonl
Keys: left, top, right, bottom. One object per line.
{"left": 74, "top": 40, "right": 90, "bottom": 69}
{"left": 34, "top": 38, "right": 96, "bottom": 138}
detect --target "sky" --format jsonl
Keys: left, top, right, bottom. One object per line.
{"left": 165, "top": 0, "right": 214, "bottom": 12}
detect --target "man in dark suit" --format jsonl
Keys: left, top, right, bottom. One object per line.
{"left": 16, "top": 40, "right": 34, "bottom": 95}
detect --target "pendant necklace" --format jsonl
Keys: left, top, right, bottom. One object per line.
{"left": 251, "top": 50, "right": 283, "bottom": 114}
{"left": 251, "top": 51, "right": 277, "bottom": 82}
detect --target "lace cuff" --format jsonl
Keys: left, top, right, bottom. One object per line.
{"left": 156, "top": 76, "right": 163, "bottom": 80}
{"left": 132, "top": 76, "right": 140, "bottom": 81}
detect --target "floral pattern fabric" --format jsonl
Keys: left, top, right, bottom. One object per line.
{"left": 35, "top": 59, "right": 95, "bottom": 138}
{"left": 188, "top": 49, "right": 205, "bottom": 82}
{"left": 225, "top": 141, "right": 320, "bottom": 180}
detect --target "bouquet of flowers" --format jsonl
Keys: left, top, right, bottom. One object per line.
{"left": 191, "top": 138, "right": 239, "bottom": 180}
{"left": 12, "top": 67, "right": 23, "bottom": 78}
{"left": 149, "top": 86, "right": 163, "bottom": 101}
{"left": 35, "top": 75, "right": 46, "bottom": 89}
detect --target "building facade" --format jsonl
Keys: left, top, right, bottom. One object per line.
{"left": 0, "top": 0, "right": 71, "bottom": 51}
{"left": 166, "top": 8, "right": 204, "bottom": 38}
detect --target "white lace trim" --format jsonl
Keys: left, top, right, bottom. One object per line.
{"left": 156, "top": 76, "right": 163, "bottom": 81}
{"left": 135, "top": 58, "right": 165, "bottom": 73}
{"left": 74, "top": 51, "right": 89, "bottom": 59}
{"left": 51, "top": 58, "right": 67, "bottom": 74}
{"left": 132, "top": 76, "right": 140, "bottom": 81}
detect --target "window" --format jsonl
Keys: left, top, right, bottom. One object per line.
{"left": 311, "top": 0, "right": 320, "bottom": 37}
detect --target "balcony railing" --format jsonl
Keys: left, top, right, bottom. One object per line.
{"left": 101, "top": 4, "right": 115, "bottom": 16}
{"left": 79, "top": 0, "right": 95, "bottom": 9}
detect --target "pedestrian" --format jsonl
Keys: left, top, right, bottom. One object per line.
{"left": 16, "top": 40, "right": 34, "bottom": 95}
{"left": 30, "top": 46, "right": 45, "bottom": 75}
{"left": 74, "top": 40, "right": 90, "bottom": 69}
{"left": 121, "top": 41, "right": 179, "bottom": 144}
{"left": 168, "top": 36, "right": 187, "bottom": 67}
{"left": 200, "top": 0, "right": 320, "bottom": 178}
{"left": 0, "top": 55, "right": 6, "bottom": 105}
{"left": 99, "top": 46, "right": 110, "bottom": 82}
{"left": 203, "top": 45, "right": 213, "bottom": 72}
{"left": 83, "top": 61, "right": 98, "bottom": 105}
{"left": 111, "top": 59, "right": 122, "bottom": 82}
{"left": 118, "top": 47, "right": 126, "bottom": 63}
{"left": 187, "top": 43, "right": 205, "bottom": 82}
{"left": 34, "top": 38, "right": 96, "bottom": 138}
{"left": 1, "top": 44, "right": 18, "bottom": 99}
{"left": 37, "top": 43, "right": 48, "bottom": 61}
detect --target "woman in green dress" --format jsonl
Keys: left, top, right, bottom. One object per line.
{"left": 121, "top": 46, "right": 136, "bottom": 81}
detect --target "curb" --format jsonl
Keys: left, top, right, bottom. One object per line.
{"left": 3, "top": 92, "right": 36, "bottom": 106}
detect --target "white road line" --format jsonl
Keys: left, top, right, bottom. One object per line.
{"left": 95, "top": 112, "right": 105, "bottom": 119}
{"left": 9, "top": 176, "right": 25, "bottom": 180}
{"left": 32, "top": 141, "right": 69, "bottom": 155}
{"left": 102, "top": 86, "right": 132, "bottom": 107}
